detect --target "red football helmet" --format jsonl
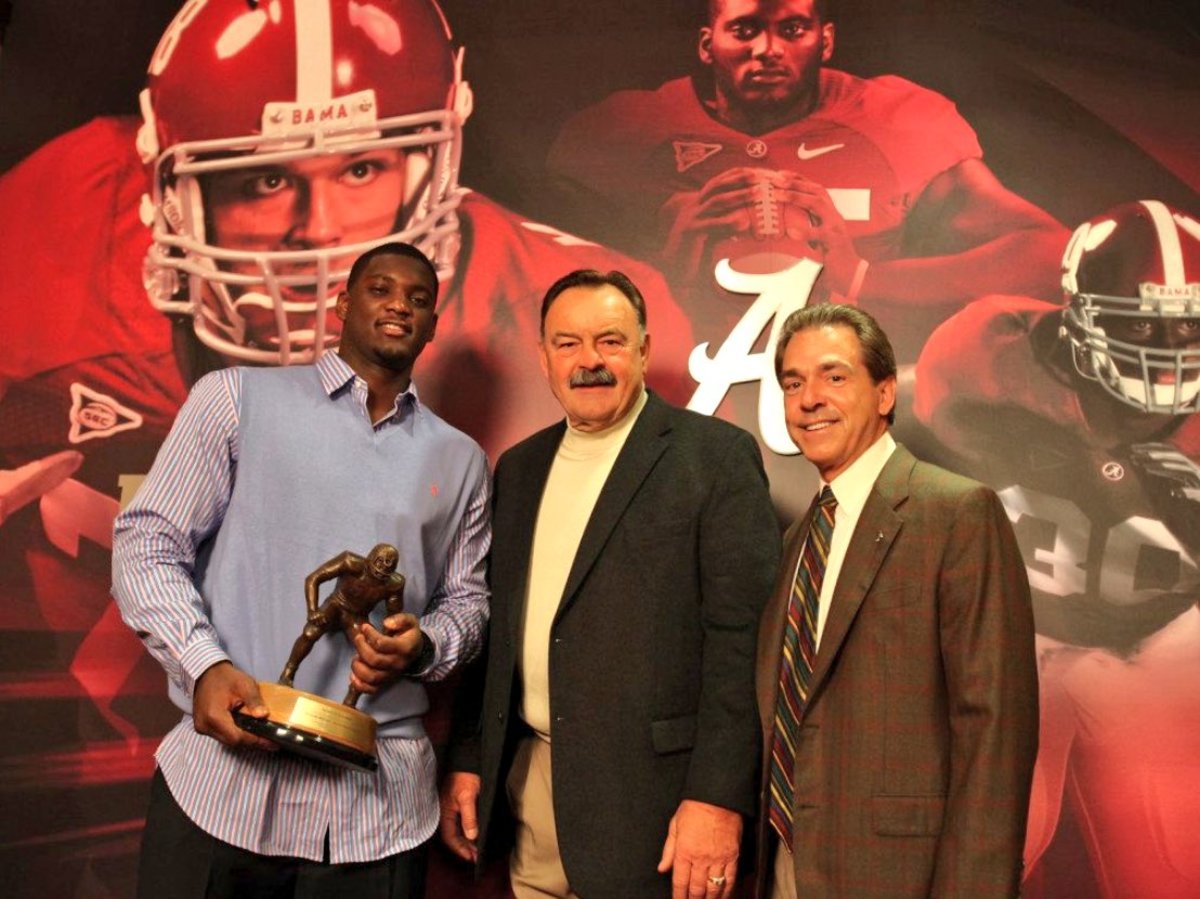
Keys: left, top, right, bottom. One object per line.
{"left": 137, "top": 0, "right": 472, "bottom": 364}
{"left": 1061, "top": 200, "right": 1200, "bottom": 414}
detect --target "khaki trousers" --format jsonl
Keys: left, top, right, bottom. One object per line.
{"left": 769, "top": 840, "right": 798, "bottom": 899}
{"left": 507, "top": 736, "right": 580, "bottom": 899}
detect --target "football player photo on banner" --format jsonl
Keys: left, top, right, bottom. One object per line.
{"left": 0, "top": 1, "right": 1197, "bottom": 897}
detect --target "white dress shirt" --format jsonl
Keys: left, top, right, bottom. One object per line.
{"left": 811, "top": 431, "right": 896, "bottom": 651}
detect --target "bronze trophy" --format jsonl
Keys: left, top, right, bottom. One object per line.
{"left": 233, "top": 543, "right": 405, "bottom": 771}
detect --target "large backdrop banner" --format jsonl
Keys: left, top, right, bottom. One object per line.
{"left": 1, "top": 1, "right": 1197, "bottom": 897}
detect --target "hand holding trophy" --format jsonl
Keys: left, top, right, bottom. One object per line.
{"left": 234, "top": 543, "right": 413, "bottom": 771}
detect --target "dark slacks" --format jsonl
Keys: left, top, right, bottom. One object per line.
{"left": 138, "top": 768, "right": 428, "bottom": 899}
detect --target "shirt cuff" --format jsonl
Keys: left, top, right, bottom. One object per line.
{"left": 179, "top": 641, "right": 233, "bottom": 699}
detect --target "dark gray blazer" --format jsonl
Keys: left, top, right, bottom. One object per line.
{"left": 450, "top": 392, "right": 780, "bottom": 899}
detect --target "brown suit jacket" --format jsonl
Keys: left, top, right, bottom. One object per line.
{"left": 755, "top": 444, "right": 1038, "bottom": 898}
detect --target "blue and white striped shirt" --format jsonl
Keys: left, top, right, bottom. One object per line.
{"left": 112, "top": 352, "right": 490, "bottom": 862}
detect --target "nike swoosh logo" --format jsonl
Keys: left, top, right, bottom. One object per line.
{"left": 796, "top": 142, "right": 845, "bottom": 160}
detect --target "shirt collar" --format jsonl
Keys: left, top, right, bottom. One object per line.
{"left": 824, "top": 431, "right": 896, "bottom": 519}
{"left": 316, "top": 351, "right": 422, "bottom": 418}
{"left": 317, "top": 351, "right": 358, "bottom": 396}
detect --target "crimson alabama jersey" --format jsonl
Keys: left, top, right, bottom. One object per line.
{"left": 914, "top": 294, "right": 1200, "bottom": 651}
{"left": 0, "top": 114, "right": 187, "bottom": 771}
{"left": 548, "top": 69, "right": 981, "bottom": 264}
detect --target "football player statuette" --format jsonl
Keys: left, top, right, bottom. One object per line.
{"left": 234, "top": 544, "right": 407, "bottom": 771}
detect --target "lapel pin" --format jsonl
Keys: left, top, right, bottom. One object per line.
{"left": 875, "top": 531, "right": 884, "bottom": 543}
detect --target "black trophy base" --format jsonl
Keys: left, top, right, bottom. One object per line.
{"left": 234, "top": 711, "right": 379, "bottom": 772}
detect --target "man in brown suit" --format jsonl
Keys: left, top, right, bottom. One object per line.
{"left": 756, "top": 303, "right": 1038, "bottom": 898}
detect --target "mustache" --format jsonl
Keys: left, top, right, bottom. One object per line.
{"left": 570, "top": 368, "right": 617, "bottom": 387}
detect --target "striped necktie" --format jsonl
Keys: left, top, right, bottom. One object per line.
{"left": 768, "top": 485, "right": 837, "bottom": 849}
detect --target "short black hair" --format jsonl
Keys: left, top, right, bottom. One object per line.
{"left": 774, "top": 303, "right": 897, "bottom": 423}
{"left": 707, "top": 0, "right": 831, "bottom": 24}
{"left": 346, "top": 242, "right": 439, "bottom": 301}
{"left": 539, "top": 269, "right": 648, "bottom": 337}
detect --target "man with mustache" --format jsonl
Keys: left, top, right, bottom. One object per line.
{"left": 548, "top": 0, "right": 1066, "bottom": 358}
{"left": 439, "top": 269, "right": 780, "bottom": 898}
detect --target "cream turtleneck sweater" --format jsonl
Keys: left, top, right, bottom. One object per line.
{"left": 518, "top": 391, "right": 649, "bottom": 739}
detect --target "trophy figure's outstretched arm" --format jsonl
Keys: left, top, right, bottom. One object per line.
{"left": 304, "top": 551, "right": 364, "bottom": 614}
{"left": 281, "top": 551, "right": 366, "bottom": 684}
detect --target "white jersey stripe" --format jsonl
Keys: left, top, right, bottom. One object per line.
{"left": 1140, "top": 199, "right": 1185, "bottom": 286}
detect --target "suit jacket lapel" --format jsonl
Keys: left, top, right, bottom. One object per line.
{"left": 554, "top": 394, "right": 672, "bottom": 624}
{"left": 805, "top": 446, "right": 915, "bottom": 707}
{"left": 505, "top": 423, "right": 564, "bottom": 645}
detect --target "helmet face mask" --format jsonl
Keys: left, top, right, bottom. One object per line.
{"left": 1061, "top": 200, "right": 1200, "bottom": 415}
{"left": 138, "top": 0, "right": 470, "bottom": 366}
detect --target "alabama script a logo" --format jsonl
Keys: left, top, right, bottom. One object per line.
{"left": 686, "top": 257, "right": 823, "bottom": 455}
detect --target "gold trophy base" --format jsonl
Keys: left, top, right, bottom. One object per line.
{"left": 233, "top": 682, "right": 378, "bottom": 771}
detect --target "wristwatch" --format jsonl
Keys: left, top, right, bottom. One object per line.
{"left": 407, "top": 631, "right": 435, "bottom": 676}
